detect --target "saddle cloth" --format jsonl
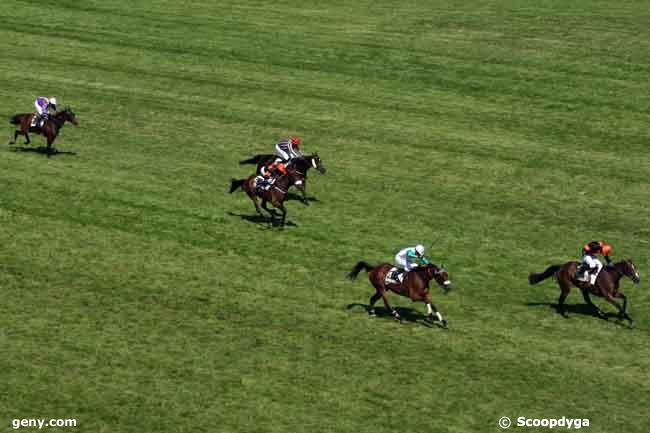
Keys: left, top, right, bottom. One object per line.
{"left": 385, "top": 267, "right": 401, "bottom": 285}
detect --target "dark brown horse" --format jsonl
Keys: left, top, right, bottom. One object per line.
{"left": 529, "top": 260, "right": 640, "bottom": 327}
{"left": 348, "top": 261, "right": 453, "bottom": 327}
{"left": 239, "top": 154, "right": 326, "bottom": 205}
{"left": 229, "top": 169, "right": 303, "bottom": 227}
{"left": 9, "top": 108, "right": 79, "bottom": 153}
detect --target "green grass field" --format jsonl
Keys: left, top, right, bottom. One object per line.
{"left": 1, "top": 1, "right": 649, "bottom": 432}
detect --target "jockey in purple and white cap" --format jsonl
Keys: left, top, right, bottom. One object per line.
{"left": 34, "top": 96, "right": 57, "bottom": 126}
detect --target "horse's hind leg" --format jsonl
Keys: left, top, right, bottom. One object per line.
{"left": 9, "top": 130, "right": 21, "bottom": 145}
{"left": 379, "top": 288, "right": 400, "bottom": 321}
{"left": 557, "top": 283, "right": 571, "bottom": 318}
{"left": 368, "top": 292, "right": 381, "bottom": 316}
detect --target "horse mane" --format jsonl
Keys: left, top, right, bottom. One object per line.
{"left": 412, "top": 264, "right": 437, "bottom": 279}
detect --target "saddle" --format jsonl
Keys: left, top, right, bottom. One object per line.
{"left": 385, "top": 267, "right": 404, "bottom": 286}
{"left": 30, "top": 114, "right": 45, "bottom": 130}
{"left": 575, "top": 265, "right": 603, "bottom": 289}
{"left": 254, "top": 175, "right": 272, "bottom": 190}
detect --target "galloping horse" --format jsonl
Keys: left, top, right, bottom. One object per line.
{"left": 9, "top": 108, "right": 79, "bottom": 153}
{"left": 239, "top": 154, "right": 326, "bottom": 205}
{"left": 529, "top": 260, "right": 640, "bottom": 326}
{"left": 229, "top": 169, "right": 302, "bottom": 227}
{"left": 348, "top": 261, "right": 453, "bottom": 327}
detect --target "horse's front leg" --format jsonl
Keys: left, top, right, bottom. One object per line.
{"left": 46, "top": 134, "right": 56, "bottom": 155}
{"left": 424, "top": 293, "right": 446, "bottom": 328}
{"left": 278, "top": 202, "right": 287, "bottom": 228}
{"left": 614, "top": 292, "right": 628, "bottom": 315}
{"left": 298, "top": 181, "right": 309, "bottom": 206}
{"left": 261, "top": 200, "right": 277, "bottom": 227}
{"left": 580, "top": 288, "right": 607, "bottom": 319}
{"left": 609, "top": 293, "right": 634, "bottom": 327}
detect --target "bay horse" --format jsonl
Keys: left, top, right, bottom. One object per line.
{"left": 239, "top": 154, "right": 326, "bottom": 205}
{"left": 528, "top": 260, "right": 640, "bottom": 327}
{"left": 9, "top": 107, "right": 79, "bottom": 153}
{"left": 348, "top": 261, "right": 453, "bottom": 328}
{"left": 229, "top": 168, "right": 303, "bottom": 227}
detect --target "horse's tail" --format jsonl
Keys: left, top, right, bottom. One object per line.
{"left": 239, "top": 155, "right": 265, "bottom": 165}
{"left": 528, "top": 265, "right": 562, "bottom": 285}
{"left": 348, "top": 261, "right": 374, "bottom": 280}
{"left": 229, "top": 178, "right": 246, "bottom": 193}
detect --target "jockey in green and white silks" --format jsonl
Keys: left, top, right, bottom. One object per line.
{"left": 392, "top": 244, "right": 430, "bottom": 282}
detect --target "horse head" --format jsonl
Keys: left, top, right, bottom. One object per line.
{"left": 617, "top": 259, "right": 640, "bottom": 284}
{"left": 58, "top": 107, "right": 79, "bottom": 126}
{"left": 424, "top": 264, "right": 452, "bottom": 292}
{"left": 311, "top": 153, "right": 326, "bottom": 174}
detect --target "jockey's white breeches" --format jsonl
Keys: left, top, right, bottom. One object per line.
{"left": 582, "top": 254, "right": 602, "bottom": 272}
{"left": 581, "top": 255, "right": 602, "bottom": 283}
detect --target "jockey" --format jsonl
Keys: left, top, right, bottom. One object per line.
{"left": 274, "top": 136, "right": 303, "bottom": 164}
{"left": 391, "top": 244, "right": 431, "bottom": 282}
{"left": 34, "top": 96, "right": 57, "bottom": 127}
{"left": 257, "top": 160, "right": 287, "bottom": 190}
{"left": 578, "top": 241, "right": 612, "bottom": 285}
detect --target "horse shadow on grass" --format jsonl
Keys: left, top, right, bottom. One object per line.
{"left": 10, "top": 146, "right": 77, "bottom": 157}
{"left": 284, "top": 192, "right": 320, "bottom": 206}
{"left": 346, "top": 303, "right": 439, "bottom": 328}
{"left": 227, "top": 211, "right": 298, "bottom": 229}
{"left": 525, "top": 302, "right": 623, "bottom": 322}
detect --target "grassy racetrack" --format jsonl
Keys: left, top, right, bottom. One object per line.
{"left": 2, "top": 1, "right": 650, "bottom": 432}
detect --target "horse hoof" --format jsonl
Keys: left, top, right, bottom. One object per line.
{"left": 561, "top": 312, "right": 569, "bottom": 319}
{"left": 441, "top": 320, "right": 449, "bottom": 329}
{"left": 368, "top": 309, "right": 376, "bottom": 316}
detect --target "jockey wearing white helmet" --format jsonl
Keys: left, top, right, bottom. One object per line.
{"left": 388, "top": 244, "right": 431, "bottom": 283}
{"left": 394, "top": 244, "right": 430, "bottom": 277}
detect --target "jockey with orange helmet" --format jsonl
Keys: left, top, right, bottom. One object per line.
{"left": 578, "top": 241, "right": 612, "bottom": 285}
{"left": 256, "top": 160, "right": 287, "bottom": 190}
